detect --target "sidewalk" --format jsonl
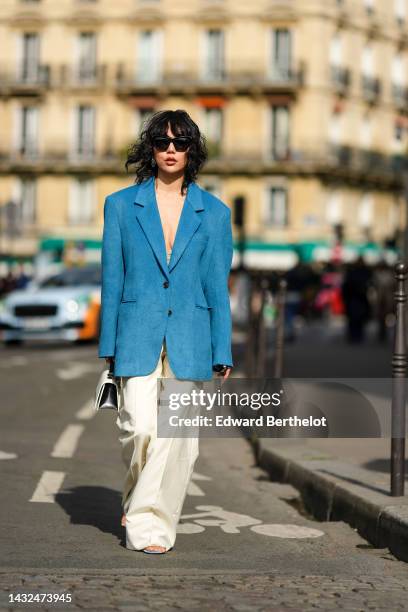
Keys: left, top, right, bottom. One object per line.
{"left": 251, "top": 436, "right": 408, "bottom": 563}
{"left": 231, "top": 318, "right": 408, "bottom": 562}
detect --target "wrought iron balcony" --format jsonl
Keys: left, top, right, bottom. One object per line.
{"left": 392, "top": 84, "right": 408, "bottom": 110}
{"left": 114, "top": 61, "right": 305, "bottom": 95}
{"left": 58, "top": 64, "right": 107, "bottom": 89}
{"left": 0, "top": 64, "right": 50, "bottom": 96}
{"left": 361, "top": 75, "right": 382, "bottom": 103}
{"left": 0, "top": 141, "right": 119, "bottom": 173}
{"left": 330, "top": 65, "right": 351, "bottom": 94}
{"left": 204, "top": 143, "right": 407, "bottom": 186}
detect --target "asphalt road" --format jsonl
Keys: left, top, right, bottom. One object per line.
{"left": 0, "top": 338, "right": 408, "bottom": 610}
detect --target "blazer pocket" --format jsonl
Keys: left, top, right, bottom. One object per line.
{"left": 121, "top": 296, "right": 138, "bottom": 303}
{"left": 195, "top": 299, "right": 212, "bottom": 310}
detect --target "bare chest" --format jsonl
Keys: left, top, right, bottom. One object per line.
{"left": 156, "top": 193, "right": 186, "bottom": 254}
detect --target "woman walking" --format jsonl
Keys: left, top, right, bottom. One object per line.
{"left": 98, "top": 109, "right": 234, "bottom": 554}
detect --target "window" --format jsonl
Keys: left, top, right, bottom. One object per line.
{"left": 75, "top": 105, "right": 95, "bottom": 157}
{"left": 76, "top": 32, "right": 97, "bottom": 81}
{"left": 364, "top": 0, "right": 375, "bottom": 14}
{"left": 360, "top": 112, "right": 372, "bottom": 148}
{"left": 330, "top": 33, "right": 342, "bottom": 67}
{"left": 134, "top": 108, "right": 155, "bottom": 137}
{"left": 358, "top": 192, "right": 374, "bottom": 228}
{"left": 266, "top": 186, "right": 288, "bottom": 227}
{"left": 270, "top": 28, "right": 292, "bottom": 80}
{"left": 326, "top": 191, "right": 343, "bottom": 224}
{"left": 394, "top": 120, "right": 405, "bottom": 142}
{"left": 270, "top": 105, "right": 290, "bottom": 160}
{"left": 328, "top": 112, "right": 343, "bottom": 145}
{"left": 69, "top": 179, "right": 95, "bottom": 224}
{"left": 19, "top": 33, "right": 40, "bottom": 82}
{"left": 14, "top": 177, "right": 37, "bottom": 225}
{"left": 395, "top": 0, "right": 406, "bottom": 22}
{"left": 137, "top": 30, "right": 162, "bottom": 83}
{"left": 361, "top": 44, "right": 374, "bottom": 77}
{"left": 202, "top": 107, "right": 223, "bottom": 157}
{"left": 203, "top": 30, "right": 224, "bottom": 81}
{"left": 198, "top": 178, "right": 221, "bottom": 198}
{"left": 392, "top": 53, "right": 404, "bottom": 88}
{"left": 17, "top": 106, "right": 39, "bottom": 157}
{"left": 392, "top": 118, "right": 406, "bottom": 152}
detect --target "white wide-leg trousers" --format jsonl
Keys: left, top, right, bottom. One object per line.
{"left": 115, "top": 339, "right": 200, "bottom": 552}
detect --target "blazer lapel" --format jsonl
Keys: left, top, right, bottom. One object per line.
{"left": 133, "top": 176, "right": 204, "bottom": 278}
{"left": 168, "top": 181, "right": 203, "bottom": 272}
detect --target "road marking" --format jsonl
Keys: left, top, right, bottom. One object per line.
{"left": 29, "top": 471, "right": 66, "bottom": 503}
{"left": 178, "top": 505, "right": 326, "bottom": 538}
{"left": 191, "top": 471, "right": 212, "bottom": 481}
{"left": 0, "top": 355, "right": 28, "bottom": 368}
{"left": 186, "top": 471, "right": 211, "bottom": 496}
{"left": 180, "top": 505, "right": 263, "bottom": 534}
{"left": 0, "top": 450, "right": 18, "bottom": 460}
{"left": 56, "top": 362, "right": 100, "bottom": 380}
{"left": 250, "top": 524, "right": 325, "bottom": 538}
{"left": 187, "top": 481, "right": 206, "bottom": 496}
{"left": 51, "top": 424, "right": 85, "bottom": 458}
{"left": 75, "top": 399, "right": 95, "bottom": 421}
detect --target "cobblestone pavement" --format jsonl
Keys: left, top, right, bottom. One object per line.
{"left": 1, "top": 569, "right": 408, "bottom": 611}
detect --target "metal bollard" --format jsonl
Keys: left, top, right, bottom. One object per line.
{"left": 256, "top": 277, "right": 269, "bottom": 378}
{"left": 274, "top": 278, "right": 287, "bottom": 379}
{"left": 391, "top": 261, "right": 407, "bottom": 496}
{"left": 245, "top": 272, "right": 256, "bottom": 378}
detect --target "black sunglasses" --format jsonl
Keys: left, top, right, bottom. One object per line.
{"left": 152, "top": 136, "right": 192, "bottom": 152}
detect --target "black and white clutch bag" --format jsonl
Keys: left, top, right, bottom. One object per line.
{"left": 95, "top": 360, "right": 120, "bottom": 411}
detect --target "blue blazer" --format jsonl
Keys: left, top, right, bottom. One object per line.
{"left": 98, "top": 175, "right": 234, "bottom": 380}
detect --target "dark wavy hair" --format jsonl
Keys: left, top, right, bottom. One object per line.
{"left": 125, "top": 109, "right": 208, "bottom": 195}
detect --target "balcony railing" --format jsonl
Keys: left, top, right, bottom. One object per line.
{"left": 205, "top": 143, "right": 407, "bottom": 183}
{"left": 9, "top": 140, "right": 39, "bottom": 161}
{"left": 361, "top": 74, "right": 382, "bottom": 102}
{"left": 0, "top": 64, "right": 50, "bottom": 95}
{"left": 58, "top": 64, "right": 107, "bottom": 88}
{"left": 290, "top": 142, "right": 407, "bottom": 181}
{"left": 1, "top": 141, "right": 119, "bottom": 171}
{"left": 330, "top": 65, "right": 351, "bottom": 93}
{"left": 115, "top": 61, "right": 305, "bottom": 93}
{"left": 392, "top": 84, "right": 408, "bottom": 109}
{"left": 2, "top": 139, "right": 405, "bottom": 185}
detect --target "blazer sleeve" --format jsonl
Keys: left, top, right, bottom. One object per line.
{"left": 204, "top": 207, "right": 234, "bottom": 367}
{"left": 98, "top": 195, "right": 124, "bottom": 358}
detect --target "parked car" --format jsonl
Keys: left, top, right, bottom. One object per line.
{"left": 0, "top": 264, "right": 101, "bottom": 345}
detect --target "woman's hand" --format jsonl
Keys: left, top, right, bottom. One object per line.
{"left": 214, "top": 365, "right": 233, "bottom": 383}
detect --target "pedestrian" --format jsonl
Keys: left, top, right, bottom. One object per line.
{"left": 372, "top": 259, "right": 395, "bottom": 342}
{"left": 341, "top": 256, "right": 372, "bottom": 343}
{"left": 98, "top": 109, "right": 234, "bottom": 554}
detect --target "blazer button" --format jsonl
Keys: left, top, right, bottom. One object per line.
{"left": 168, "top": 309, "right": 172, "bottom": 315}
{"left": 163, "top": 281, "right": 169, "bottom": 288}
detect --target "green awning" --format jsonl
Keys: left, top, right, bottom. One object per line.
{"left": 40, "top": 237, "right": 102, "bottom": 251}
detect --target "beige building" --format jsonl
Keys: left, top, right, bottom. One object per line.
{"left": 0, "top": 0, "right": 407, "bottom": 271}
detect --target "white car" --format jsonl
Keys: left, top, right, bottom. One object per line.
{"left": 0, "top": 264, "right": 101, "bottom": 345}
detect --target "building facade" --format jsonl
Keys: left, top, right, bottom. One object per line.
{"left": 0, "top": 0, "right": 406, "bottom": 270}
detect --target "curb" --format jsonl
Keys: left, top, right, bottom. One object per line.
{"left": 251, "top": 437, "right": 408, "bottom": 563}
